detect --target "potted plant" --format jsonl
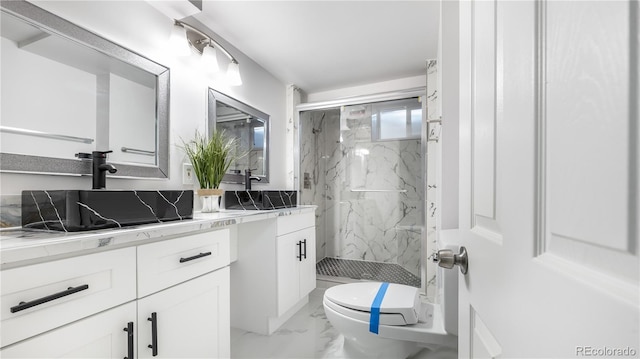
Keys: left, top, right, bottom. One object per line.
{"left": 182, "top": 130, "right": 242, "bottom": 212}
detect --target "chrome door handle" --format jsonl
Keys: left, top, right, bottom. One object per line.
{"left": 433, "top": 246, "right": 468, "bottom": 274}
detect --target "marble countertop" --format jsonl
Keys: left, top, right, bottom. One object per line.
{"left": 0, "top": 206, "right": 316, "bottom": 268}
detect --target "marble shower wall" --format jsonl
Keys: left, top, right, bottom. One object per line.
{"left": 299, "top": 109, "right": 340, "bottom": 261}
{"left": 300, "top": 99, "right": 423, "bottom": 279}
{"left": 332, "top": 100, "right": 423, "bottom": 278}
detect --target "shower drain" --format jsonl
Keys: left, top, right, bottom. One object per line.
{"left": 316, "top": 257, "right": 421, "bottom": 287}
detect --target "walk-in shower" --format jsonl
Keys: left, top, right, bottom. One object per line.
{"left": 299, "top": 97, "right": 425, "bottom": 288}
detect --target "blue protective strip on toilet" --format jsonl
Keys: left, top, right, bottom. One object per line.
{"left": 369, "top": 282, "right": 389, "bottom": 334}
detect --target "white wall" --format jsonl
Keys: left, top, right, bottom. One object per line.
{"left": 0, "top": 0, "right": 287, "bottom": 195}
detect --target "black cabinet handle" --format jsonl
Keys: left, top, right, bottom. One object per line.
{"left": 296, "top": 241, "right": 302, "bottom": 261}
{"left": 147, "top": 312, "right": 158, "bottom": 356}
{"left": 123, "top": 321, "right": 134, "bottom": 359}
{"left": 179, "top": 251, "right": 212, "bottom": 263}
{"left": 10, "top": 284, "right": 89, "bottom": 313}
{"left": 302, "top": 239, "right": 307, "bottom": 260}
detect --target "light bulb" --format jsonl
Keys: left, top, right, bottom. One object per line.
{"left": 201, "top": 45, "right": 219, "bottom": 74}
{"left": 169, "top": 23, "right": 190, "bottom": 56}
{"left": 227, "top": 61, "right": 242, "bottom": 86}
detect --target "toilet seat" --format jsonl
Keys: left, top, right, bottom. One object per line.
{"left": 324, "top": 282, "right": 420, "bottom": 325}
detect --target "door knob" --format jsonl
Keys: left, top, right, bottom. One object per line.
{"left": 433, "top": 246, "right": 468, "bottom": 274}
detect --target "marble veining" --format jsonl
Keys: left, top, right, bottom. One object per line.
{"left": 285, "top": 85, "right": 301, "bottom": 189}
{"left": 0, "top": 206, "right": 316, "bottom": 267}
{"left": 425, "top": 59, "right": 440, "bottom": 301}
{"left": 0, "top": 194, "right": 21, "bottom": 228}
{"left": 21, "top": 190, "right": 192, "bottom": 232}
{"left": 132, "top": 190, "right": 162, "bottom": 223}
{"left": 333, "top": 99, "right": 422, "bottom": 275}
{"left": 29, "top": 191, "right": 51, "bottom": 230}
{"left": 43, "top": 191, "right": 66, "bottom": 230}
{"left": 300, "top": 61, "right": 440, "bottom": 300}
{"left": 299, "top": 110, "right": 334, "bottom": 262}
{"left": 75, "top": 201, "right": 122, "bottom": 228}
{"left": 225, "top": 190, "right": 297, "bottom": 210}
{"left": 300, "top": 100, "right": 423, "bottom": 278}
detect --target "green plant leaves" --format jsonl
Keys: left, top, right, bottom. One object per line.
{"left": 181, "top": 130, "right": 246, "bottom": 189}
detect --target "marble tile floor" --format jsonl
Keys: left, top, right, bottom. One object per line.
{"left": 230, "top": 288, "right": 457, "bottom": 359}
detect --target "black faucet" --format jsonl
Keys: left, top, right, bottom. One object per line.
{"left": 92, "top": 151, "right": 117, "bottom": 189}
{"left": 76, "top": 151, "right": 118, "bottom": 189}
{"left": 75, "top": 151, "right": 118, "bottom": 189}
{"left": 244, "top": 169, "right": 261, "bottom": 190}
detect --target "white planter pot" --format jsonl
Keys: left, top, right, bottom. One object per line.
{"left": 197, "top": 189, "right": 224, "bottom": 213}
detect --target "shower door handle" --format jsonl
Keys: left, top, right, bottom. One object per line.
{"left": 433, "top": 247, "right": 468, "bottom": 274}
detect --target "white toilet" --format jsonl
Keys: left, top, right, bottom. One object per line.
{"left": 323, "top": 245, "right": 459, "bottom": 358}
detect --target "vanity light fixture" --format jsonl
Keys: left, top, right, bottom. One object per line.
{"left": 226, "top": 60, "right": 242, "bottom": 86}
{"left": 171, "top": 19, "right": 242, "bottom": 86}
{"left": 201, "top": 44, "right": 219, "bottom": 74}
{"left": 169, "top": 21, "right": 191, "bottom": 56}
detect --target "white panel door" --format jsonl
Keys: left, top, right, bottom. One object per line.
{"left": 298, "top": 227, "right": 317, "bottom": 298}
{"left": 276, "top": 230, "right": 302, "bottom": 316}
{"left": 137, "top": 267, "right": 230, "bottom": 359}
{"left": 455, "top": 0, "right": 639, "bottom": 357}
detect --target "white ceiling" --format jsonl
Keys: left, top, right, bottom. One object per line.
{"left": 194, "top": 1, "right": 440, "bottom": 94}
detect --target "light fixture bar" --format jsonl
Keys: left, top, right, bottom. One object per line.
{"left": 174, "top": 19, "right": 237, "bottom": 64}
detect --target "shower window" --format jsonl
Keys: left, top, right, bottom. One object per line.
{"left": 253, "top": 127, "right": 264, "bottom": 149}
{"left": 372, "top": 98, "right": 422, "bottom": 141}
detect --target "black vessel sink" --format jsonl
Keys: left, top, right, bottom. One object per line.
{"left": 21, "top": 190, "right": 193, "bottom": 232}
{"left": 224, "top": 190, "right": 297, "bottom": 210}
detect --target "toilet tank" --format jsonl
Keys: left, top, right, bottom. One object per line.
{"left": 437, "top": 229, "right": 460, "bottom": 336}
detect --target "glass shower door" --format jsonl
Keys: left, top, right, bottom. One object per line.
{"left": 327, "top": 98, "right": 423, "bottom": 282}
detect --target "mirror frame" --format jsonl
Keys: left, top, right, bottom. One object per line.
{"left": 0, "top": 0, "right": 170, "bottom": 178}
{"left": 208, "top": 88, "right": 270, "bottom": 184}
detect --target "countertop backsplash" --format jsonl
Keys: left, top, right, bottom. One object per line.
{"left": 0, "top": 194, "right": 21, "bottom": 228}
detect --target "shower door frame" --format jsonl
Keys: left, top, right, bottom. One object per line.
{"left": 294, "top": 87, "right": 430, "bottom": 294}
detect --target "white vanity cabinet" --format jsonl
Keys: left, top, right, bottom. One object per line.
{"left": 231, "top": 209, "right": 316, "bottom": 335}
{"left": 0, "top": 302, "right": 137, "bottom": 358}
{"left": 0, "top": 228, "right": 231, "bottom": 359}
{"left": 136, "top": 229, "right": 230, "bottom": 359}
{"left": 276, "top": 213, "right": 316, "bottom": 316}
{"left": 137, "top": 268, "right": 230, "bottom": 358}
{"left": 0, "top": 247, "right": 137, "bottom": 357}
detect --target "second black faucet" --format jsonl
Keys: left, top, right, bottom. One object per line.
{"left": 244, "top": 169, "right": 261, "bottom": 191}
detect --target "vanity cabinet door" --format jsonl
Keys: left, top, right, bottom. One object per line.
{"left": 297, "top": 227, "right": 316, "bottom": 298}
{"left": 1, "top": 247, "right": 136, "bottom": 348}
{"left": 275, "top": 226, "right": 316, "bottom": 316}
{"left": 276, "top": 231, "right": 300, "bottom": 315}
{"left": 137, "top": 267, "right": 230, "bottom": 359}
{"left": 0, "top": 302, "right": 136, "bottom": 359}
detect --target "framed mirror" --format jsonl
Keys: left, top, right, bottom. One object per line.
{"left": 208, "top": 88, "right": 269, "bottom": 184}
{"left": 0, "top": 0, "right": 169, "bottom": 178}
